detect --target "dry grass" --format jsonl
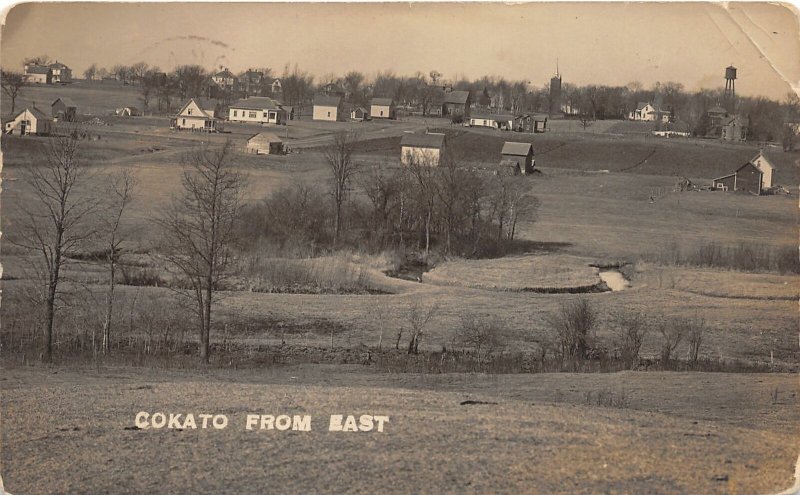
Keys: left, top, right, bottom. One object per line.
{"left": 639, "top": 264, "right": 800, "bottom": 300}
{"left": 423, "top": 254, "right": 601, "bottom": 292}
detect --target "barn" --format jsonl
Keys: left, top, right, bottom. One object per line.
{"left": 501, "top": 142, "right": 535, "bottom": 175}
{"left": 515, "top": 114, "right": 548, "bottom": 133}
{"left": 712, "top": 151, "right": 775, "bottom": 194}
{"left": 51, "top": 97, "right": 77, "bottom": 122}
{"left": 4, "top": 107, "right": 53, "bottom": 135}
{"left": 246, "top": 132, "right": 283, "bottom": 155}
{"left": 400, "top": 132, "right": 446, "bottom": 166}
{"left": 441, "top": 90, "right": 471, "bottom": 119}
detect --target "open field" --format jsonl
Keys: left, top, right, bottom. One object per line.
{"left": 2, "top": 366, "right": 798, "bottom": 494}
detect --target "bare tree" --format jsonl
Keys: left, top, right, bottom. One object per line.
{"left": 100, "top": 171, "right": 137, "bottom": 354}
{"left": 23, "top": 54, "right": 51, "bottom": 67}
{"left": 83, "top": 64, "right": 98, "bottom": 81}
{"left": 323, "top": 131, "right": 359, "bottom": 246}
{"left": 130, "top": 61, "right": 149, "bottom": 85}
{"left": 158, "top": 141, "right": 246, "bottom": 363}
{"left": 407, "top": 157, "right": 438, "bottom": 258}
{"left": 614, "top": 312, "right": 648, "bottom": 369}
{"left": 8, "top": 129, "right": 98, "bottom": 362}
{"left": 456, "top": 314, "right": 508, "bottom": 364}
{"left": 406, "top": 301, "right": 438, "bottom": 355}
{"left": 547, "top": 298, "right": 597, "bottom": 362}
{"left": 658, "top": 319, "right": 686, "bottom": 367}
{"left": 1, "top": 70, "right": 25, "bottom": 115}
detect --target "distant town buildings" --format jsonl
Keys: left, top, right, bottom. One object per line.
{"left": 23, "top": 61, "right": 72, "bottom": 84}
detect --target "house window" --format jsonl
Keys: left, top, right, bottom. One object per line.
{"left": 327, "top": 111, "right": 331, "bottom": 117}
{"left": 269, "top": 112, "right": 276, "bottom": 120}
{"left": 263, "top": 112, "right": 269, "bottom": 118}
{"left": 187, "top": 108, "right": 193, "bottom": 115}
{"left": 182, "top": 119, "right": 186, "bottom": 125}
{"left": 380, "top": 110, "right": 384, "bottom": 116}
{"left": 233, "top": 110, "right": 238, "bottom": 117}
{"left": 249, "top": 111, "right": 257, "bottom": 118}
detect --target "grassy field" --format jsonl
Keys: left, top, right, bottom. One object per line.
{"left": 2, "top": 366, "right": 798, "bottom": 494}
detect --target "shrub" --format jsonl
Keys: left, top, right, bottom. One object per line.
{"left": 658, "top": 318, "right": 688, "bottom": 367}
{"left": 455, "top": 314, "right": 509, "bottom": 365}
{"left": 685, "top": 318, "right": 707, "bottom": 367}
{"left": 614, "top": 312, "right": 649, "bottom": 369}
{"left": 547, "top": 298, "right": 597, "bottom": 362}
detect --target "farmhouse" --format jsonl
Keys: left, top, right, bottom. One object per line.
{"left": 370, "top": 98, "right": 395, "bottom": 119}
{"left": 270, "top": 79, "right": 282, "bottom": 95}
{"left": 720, "top": 115, "right": 748, "bottom": 142}
{"left": 442, "top": 90, "right": 471, "bottom": 118}
{"left": 515, "top": 114, "right": 548, "bottom": 133}
{"left": 400, "top": 132, "right": 447, "bottom": 166}
{"left": 469, "top": 113, "right": 514, "bottom": 131}
{"left": 211, "top": 68, "right": 238, "bottom": 91}
{"left": 239, "top": 69, "right": 264, "bottom": 96}
{"left": 171, "top": 98, "right": 222, "bottom": 132}
{"left": 313, "top": 94, "right": 344, "bottom": 121}
{"left": 707, "top": 105, "right": 728, "bottom": 126}
{"left": 500, "top": 142, "right": 535, "bottom": 175}
{"left": 712, "top": 151, "right": 775, "bottom": 194}
{"left": 51, "top": 98, "right": 77, "bottom": 122}
{"left": 49, "top": 61, "right": 72, "bottom": 83}
{"left": 629, "top": 102, "right": 670, "bottom": 122}
{"left": 23, "top": 65, "right": 51, "bottom": 84}
{"left": 246, "top": 132, "right": 284, "bottom": 155}
{"left": 4, "top": 107, "right": 53, "bottom": 136}
{"left": 350, "top": 107, "right": 369, "bottom": 121}
{"left": 228, "top": 97, "right": 286, "bottom": 125}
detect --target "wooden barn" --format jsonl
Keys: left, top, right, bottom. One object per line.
{"left": 441, "top": 90, "right": 471, "bottom": 119}
{"left": 4, "top": 107, "right": 53, "bottom": 135}
{"left": 51, "top": 97, "right": 77, "bottom": 121}
{"left": 400, "top": 132, "right": 447, "bottom": 166}
{"left": 246, "top": 132, "right": 283, "bottom": 155}
{"left": 712, "top": 151, "right": 775, "bottom": 194}
{"left": 515, "top": 114, "right": 548, "bottom": 133}
{"left": 500, "top": 142, "right": 535, "bottom": 175}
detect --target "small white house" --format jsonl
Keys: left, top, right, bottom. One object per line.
{"left": 629, "top": 102, "right": 670, "bottom": 122}
{"left": 469, "top": 113, "right": 515, "bottom": 130}
{"left": 400, "top": 132, "right": 446, "bottom": 166}
{"left": 750, "top": 150, "right": 775, "bottom": 189}
{"left": 171, "top": 98, "right": 222, "bottom": 132}
{"left": 24, "top": 65, "right": 51, "bottom": 84}
{"left": 4, "top": 107, "right": 53, "bottom": 135}
{"left": 313, "top": 94, "right": 343, "bottom": 122}
{"left": 228, "top": 97, "right": 286, "bottom": 125}
{"left": 49, "top": 61, "right": 72, "bottom": 83}
{"left": 370, "top": 98, "right": 395, "bottom": 119}
{"left": 350, "top": 107, "right": 369, "bottom": 121}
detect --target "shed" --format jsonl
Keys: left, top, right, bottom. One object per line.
{"left": 370, "top": 97, "right": 395, "bottom": 119}
{"left": 400, "top": 132, "right": 446, "bottom": 166}
{"left": 246, "top": 132, "right": 284, "bottom": 155}
{"left": 442, "top": 90, "right": 471, "bottom": 119}
{"left": 51, "top": 98, "right": 77, "bottom": 121}
{"left": 4, "top": 107, "right": 53, "bottom": 135}
{"left": 313, "top": 94, "right": 343, "bottom": 121}
{"left": 350, "top": 107, "right": 369, "bottom": 121}
{"left": 712, "top": 151, "right": 775, "bottom": 194}
{"left": 115, "top": 106, "right": 140, "bottom": 117}
{"left": 500, "top": 142, "right": 535, "bottom": 175}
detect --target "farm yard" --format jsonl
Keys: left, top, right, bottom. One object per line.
{"left": 2, "top": 73, "right": 799, "bottom": 494}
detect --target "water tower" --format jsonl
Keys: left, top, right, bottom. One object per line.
{"left": 549, "top": 60, "right": 562, "bottom": 116}
{"left": 725, "top": 65, "right": 737, "bottom": 111}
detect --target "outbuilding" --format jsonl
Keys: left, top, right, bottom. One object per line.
{"left": 313, "top": 94, "right": 344, "bottom": 121}
{"left": 400, "top": 132, "right": 447, "bottom": 166}
{"left": 469, "top": 113, "right": 515, "bottom": 131}
{"left": 500, "top": 142, "right": 535, "bottom": 175}
{"left": 4, "top": 107, "right": 53, "bottom": 135}
{"left": 712, "top": 151, "right": 775, "bottom": 194}
{"left": 51, "top": 97, "right": 77, "bottom": 122}
{"left": 350, "top": 107, "right": 369, "bottom": 121}
{"left": 246, "top": 132, "right": 284, "bottom": 155}
{"left": 370, "top": 98, "right": 395, "bottom": 119}
{"left": 229, "top": 97, "right": 287, "bottom": 125}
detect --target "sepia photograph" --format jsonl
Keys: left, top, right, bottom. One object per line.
{"left": 0, "top": 2, "right": 798, "bottom": 493}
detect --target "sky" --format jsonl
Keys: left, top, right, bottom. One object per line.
{"left": 1, "top": 2, "right": 798, "bottom": 99}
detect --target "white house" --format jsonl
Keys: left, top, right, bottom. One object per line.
{"left": 750, "top": 150, "right": 775, "bottom": 189}
{"left": 313, "top": 94, "right": 343, "bottom": 121}
{"left": 170, "top": 98, "right": 222, "bottom": 132}
{"left": 4, "top": 107, "right": 53, "bottom": 135}
{"left": 211, "top": 68, "right": 238, "bottom": 91}
{"left": 23, "top": 65, "right": 51, "bottom": 84}
{"left": 400, "top": 132, "right": 446, "bottom": 166}
{"left": 228, "top": 97, "right": 287, "bottom": 125}
{"left": 370, "top": 98, "right": 395, "bottom": 119}
{"left": 629, "top": 102, "right": 670, "bottom": 122}
{"left": 49, "top": 61, "right": 72, "bottom": 83}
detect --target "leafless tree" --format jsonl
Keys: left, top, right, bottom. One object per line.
{"left": 456, "top": 314, "right": 508, "bottom": 364}
{"left": 407, "top": 158, "right": 438, "bottom": 258}
{"left": 83, "top": 64, "right": 98, "bottom": 81}
{"left": 158, "top": 141, "right": 246, "bottom": 363}
{"left": 7, "top": 129, "right": 99, "bottom": 362}
{"left": 130, "top": 61, "right": 149, "bottom": 85}
{"left": 614, "top": 312, "right": 648, "bottom": 369}
{"left": 1, "top": 70, "right": 25, "bottom": 115}
{"left": 658, "top": 319, "right": 686, "bottom": 367}
{"left": 547, "top": 298, "right": 597, "bottom": 362}
{"left": 323, "top": 131, "right": 359, "bottom": 246}
{"left": 406, "top": 301, "right": 438, "bottom": 355}
{"left": 23, "top": 54, "right": 51, "bottom": 66}
{"left": 100, "top": 171, "right": 137, "bottom": 354}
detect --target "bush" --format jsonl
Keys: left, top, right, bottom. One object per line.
{"left": 454, "top": 314, "right": 509, "bottom": 364}
{"left": 658, "top": 318, "right": 688, "bottom": 367}
{"left": 614, "top": 312, "right": 648, "bottom": 369}
{"left": 547, "top": 298, "right": 597, "bottom": 362}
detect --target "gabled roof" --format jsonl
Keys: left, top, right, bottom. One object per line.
{"left": 501, "top": 142, "right": 533, "bottom": 156}
{"left": 722, "top": 115, "right": 748, "bottom": 127}
{"left": 248, "top": 132, "right": 282, "bottom": 145}
{"left": 636, "top": 101, "right": 651, "bottom": 111}
{"left": 400, "top": 132, "right": 445, "bottom": 149}
{"left": 707, "top": 105, "right": 727, "bottom": 115}
{"left": 12, "top": 107, "right": 50, "bottom": 121}
{"left": 751, "top": 151, "right": 776, "bottom": 172}
{"left": 213, "top": 69, "right": 236, "bottom": 79}
{"left": 177, "top": 98, "right": 217, "bottom": 118}
{"left": 26, "top": 66, "right": 51, "bottom": 75}
{"left": 52, "top": 97, "right": 76, "bottom": 108}
{"left": 443, "top": 90, "right": 470, "bottom": 105}
{"left": 313, "top": 94, "right": 342, "bottom": 107}
{"left": 49, "top": 61, "right": 69, "bottom": 70}
{"left": 351, "top": 106, "right": 368, "bottom": 113}
{"left": 230, "top": 97, "right": 283, "bottom": 111}
{"left": 371, "top": 97, "right": 394, "bottom": 106}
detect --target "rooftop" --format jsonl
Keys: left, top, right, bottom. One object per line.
{"left": 501, "top": 142, "right": 533, "bottom": 156}
{"left": 400, "top": 132, "right": 445, "bottom": 149}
